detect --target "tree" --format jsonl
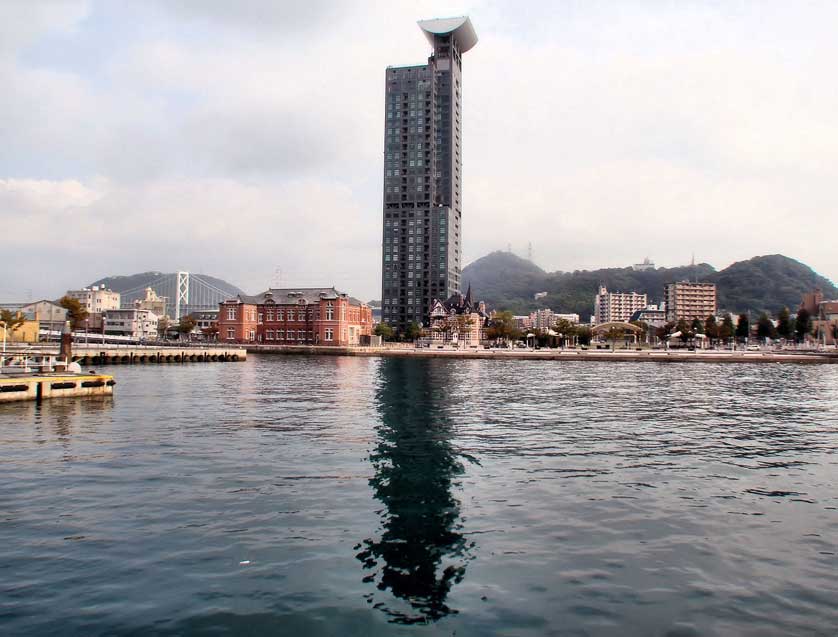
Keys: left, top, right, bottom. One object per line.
{"left": 487, "top": 311, "right": 520, "bottom": 343}
{"left": 795, "top": 308, "right": 812, "bottom": 343}
{"left": 455, "top": 314, "right": 475, "bottom": 342}
{"left": 676, "top": 318, "right": 691, "bottom": 344}
{"left": 691, "top": 318, "right": 703, "bottom": 334}
{"left": 575, "top": 325, "right": 592, "bottom": 345}
{"left": 719, "top": 315, "right": 734, "bottom": 342}
{"left": 554, "top": 319, "right": 577, "bottom": 346}
{"left": 756, "top": 313, "right": 776, "bottom": 340}
{"left": 157, "top": 316, "right": 170, "bottom": 338}
{"left": 404, "top": 321, "right": 422, "bottom": 341}
{"left": 0, "top": 309, "right": 26, "bottom": 343}
{"left": 656, "top": 321, "right": 675, "bottom": 343}
{"left": 704, "top": 315, "right": 719, "bottom": 344}
{"left": 605, "top": 326, "right": 625, "bottom": 350}
{"left": 201, "top": 325, "right": 219, "bottom": 341}
{"left": 177, "top": 315, "right": 197, "bottom": 337}
{"left": 832, "top": 323, "right": 838, "bottom": 345}
{"left": 776, "top": 307, "right": 793, "bottom": 340}
{"left": 373, "top": 322, "right": 394, "bottom": 341}
{"left": 58, "top": 295, "right": 89, "bottom": 329}
{"left": 735, "top": 313, "right": 749, "bottom": 341}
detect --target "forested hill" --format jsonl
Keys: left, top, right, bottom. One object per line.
{"left": 462, "top": 252, "right": 836, "bottom": 318}
{"left": 706, "top": 255, "right": 837, "bottom": 314}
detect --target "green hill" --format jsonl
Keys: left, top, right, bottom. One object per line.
{"left": 706, "top": 255, "right": 838, "bottom": 314}
{"left": 462, "top": 252, "right": 836, "bottom": 318}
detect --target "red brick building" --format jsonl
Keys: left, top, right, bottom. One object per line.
{"left": 217, "top": 288, "right": 373, "bottom": 346}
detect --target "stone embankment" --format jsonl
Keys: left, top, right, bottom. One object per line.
{"left": 249, "top": 344, "right": 838, "bottom": 364}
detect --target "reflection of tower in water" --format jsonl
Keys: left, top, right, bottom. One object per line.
{"left": 356, "top": 358, "right": 475, "bottom": 624}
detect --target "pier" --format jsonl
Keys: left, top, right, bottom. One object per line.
{"left": 0, "top": 373, "right": 115, "bottom": 403}
{"left": 2, "top": 344, "right": 246, "bottom": 366}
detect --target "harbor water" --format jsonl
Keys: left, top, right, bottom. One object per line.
{"left": 2, "top": 355, "right": 838, "bottom": 635}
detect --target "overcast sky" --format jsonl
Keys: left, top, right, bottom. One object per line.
{"left": 2, "top": 0, "right": 837, "bottom": 303}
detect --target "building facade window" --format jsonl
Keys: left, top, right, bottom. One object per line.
{"left": 226, "top": 327, "right": 235, "bottom": 339}
{"left": 325, "top": 328, "right": 334, "bottom": 341}
{"left": 227, "top": 306, "right": 236, "bottom": 320}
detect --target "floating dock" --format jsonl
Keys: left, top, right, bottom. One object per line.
{"left": 0, "top": 373, "right": 115, "bottom": 403}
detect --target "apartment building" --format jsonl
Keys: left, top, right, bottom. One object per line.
{"left": 594, "top": 285, "right": 648, "bottom": 324}
{"left": 664, "top": 282, "right": 717, "bottom": 322}
{"left": 66, "top": 285, "right": 121, "bottom": 313}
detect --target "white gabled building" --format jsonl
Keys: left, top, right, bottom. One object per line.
{"left": 594, "top": 285, "right": 647, "bottom": 324}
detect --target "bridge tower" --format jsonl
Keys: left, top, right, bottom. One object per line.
{"left": 175, "top": 271, "right": 190, "bottom": 320}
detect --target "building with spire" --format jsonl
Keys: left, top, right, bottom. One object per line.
{"left": 381, "top": 17, "right": 478, "bottom": 332}
{"left": 427, "top": 283, "right": 489, "bottom": 345}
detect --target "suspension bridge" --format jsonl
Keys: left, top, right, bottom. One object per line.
{"left": 115, "top": 272, "right": 239, "bottom": 319}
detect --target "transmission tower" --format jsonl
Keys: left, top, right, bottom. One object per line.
{"left": 175, "top": 271, "right": 190, "bottom": 320}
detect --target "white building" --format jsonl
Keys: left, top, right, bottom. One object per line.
{"left": 66, "top": 285, "right": 121, "bottom": 314}
{"left": 554, "top": 313, "right": 580, "bottom": 324}
{"left": 594, "top": 285, "right": 648, "bottom": 324}
{"left": 104, "top": 309, "right": 158, "bottom": 339}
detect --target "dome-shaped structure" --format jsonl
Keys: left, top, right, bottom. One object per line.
{"left": 417, "top": 16, "right": 478, "bottom": 53}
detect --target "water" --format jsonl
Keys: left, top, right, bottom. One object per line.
{"left": 2, "top": 355, "right": 838, "bottom": 636}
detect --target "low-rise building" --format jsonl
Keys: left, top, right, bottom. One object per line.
{"left": 427, "top": 286, "right": 488, "bottom": 345}
{"left": 629, "top": 305, "right": 667, "bottom": 328}
{"left": 553, "top": 313, "right": 580, "bottom": 324}
{"left": 104, "top": 309, "right": 159, "bottom": 340}
{"left": 665, "top": 281, "right": 717, "bottom": 322}
{"left": 217, "top": 288, "right": 372, "bottom": 346}
{"left": 66, "top": 285, "right": 121, "bottom": 314}
{"left": 814, "top": 297, "right": 838, "bottom": 345}
{"left": 134, "top": 287, "right": 167, "bottom": 317}
{"left": 632, "top": 257, "right": 655, "bottom": 271}
{"left": 594, "top": 285, "right": 647, "bottom": 324}
{"left": 0, "top": 312, "right": 40, "bottom": 343}
{"left": 21, "top": 300, "right": 68, "bottom": 332}
{"left": 1, "top": 300, "right": 68, "bottom": 332}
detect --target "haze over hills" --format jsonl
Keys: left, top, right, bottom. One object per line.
{"left": 462, "top": 252, "right": 837, "bottom": 319}
{"left": 89, "top": 272, "right": 245, "bottom": 309}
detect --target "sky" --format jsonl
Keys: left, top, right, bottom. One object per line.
{"left": 2, "top": 0, "right": 837, "bottom": 303}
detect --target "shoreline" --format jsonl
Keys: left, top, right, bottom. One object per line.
{"left": 247, "top": 345, "right": 838, "bottom": 364}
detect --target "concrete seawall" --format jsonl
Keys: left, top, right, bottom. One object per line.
{"left": 248, "top": 345, "right": 838, "bottom": 364}
{"left": 8, "top": 346, "right": 250, "bottom": 365}
{"left": 0, "top": 373, "right": 115, "bottom": 403}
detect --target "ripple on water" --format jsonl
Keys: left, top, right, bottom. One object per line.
{"left": 1, "top": 356, "right": 838, "bottom": 636}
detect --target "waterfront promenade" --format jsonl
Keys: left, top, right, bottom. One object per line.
{"left": 249, "top": 344, "right": 838, "bottom": 364}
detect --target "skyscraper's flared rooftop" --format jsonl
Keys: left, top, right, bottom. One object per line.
{"left": 417, "top": 16, "right": 478, "bottom": 53}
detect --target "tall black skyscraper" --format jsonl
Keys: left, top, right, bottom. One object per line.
{"left": 381, "top": 17, "right": 478, "bottom": 331}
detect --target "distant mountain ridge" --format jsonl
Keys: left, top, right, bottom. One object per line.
{"left": 462, "top": 252, "right": 837, "bottom": 318}
{"left": 88, "top": 271, "right": 245, "bottom": 309}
